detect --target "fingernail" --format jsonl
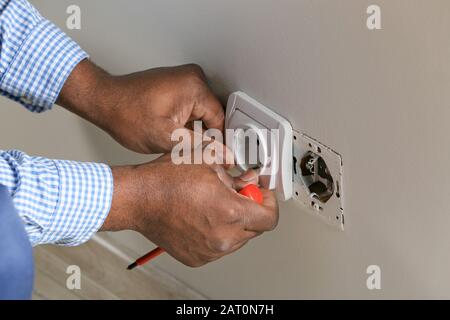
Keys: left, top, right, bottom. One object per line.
{"left": 240, "top": 170, "right": 258, "bottom": 182}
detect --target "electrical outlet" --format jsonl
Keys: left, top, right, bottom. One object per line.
{"left": 292, "top": 132, "right": 345, "bottom": 230}
{"left": 224, "top": 92, "right": 344, "bottom": 228}
{"left": 225, "top": 92, "right": 293, "bottom": 201}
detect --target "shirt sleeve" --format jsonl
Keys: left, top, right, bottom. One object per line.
{"left": 0, "top": 150, "right": 113, "bottom": 246}
{"left": 0, "top": 0, "right": 88, "bottom": 112}
{"left": 0, "top": 1, "right": 114, "bottom": 246}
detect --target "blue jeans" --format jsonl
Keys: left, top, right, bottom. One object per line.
{"left": 0, "top": 185, "right": 34, "bottom": 300}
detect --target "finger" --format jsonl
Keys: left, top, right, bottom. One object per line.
{"left": 211, "top": 165, "right": 234, "bottom": 189}
{"left": 227, "top": 240, "right": 248, "bottom": 255}
{"left": 150, "top": 153, "right": 172, "bottom": 164}
{"left": 233, "top": 169, "right": 259, "bottom": 190}
{"left": 259, "top": 188, "right": 279, "bottom": 212}
{"left": 184, "top": 121, "right": 195, "bottom": 131}
{"left": 191, "top": 89, "right": 225, "bottom": 132}
{"left": 236, "top": 189, "right": 279, "bottom": 233}
{"left": 221, "top": 225, "right": 262, "bottom": 244}
{"left": 239, "top": 230, "right": 262, "bottom": 242}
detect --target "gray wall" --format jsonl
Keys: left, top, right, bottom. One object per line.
{"left": 2, "top": 0, "right": 450, "bottom": 298}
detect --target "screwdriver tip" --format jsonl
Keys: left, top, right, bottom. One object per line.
{"left": 127, "top": 262, "right": 138, "bottom": 270}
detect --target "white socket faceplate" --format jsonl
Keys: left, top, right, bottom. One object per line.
{"left": 225, "top": 92, "right": 293, "bottom": 201}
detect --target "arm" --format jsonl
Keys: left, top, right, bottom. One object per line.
{"left": 0, "top": 148, "right": 278, "bottom": 265}
{"left": 0, "top": 0, "right": 279, "bottom": 266}
{"left": 0, "top": 150, "right": 112, "bottom": 246}
{"left": 0, "top": 0, "right": 87, "bottom": 112}
{"left": 0, "top": 0, "right": 111, "bottom": 246}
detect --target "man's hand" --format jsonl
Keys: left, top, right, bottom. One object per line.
{"left": 57, "top": 60, "right": 224, "bottom": 154}
{"left": 103, "top": 155, "right": 279, "bottom": 267}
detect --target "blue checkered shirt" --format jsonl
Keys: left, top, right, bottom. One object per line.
{"left": 0, "top": 0, "right": 113, "bottom": 246}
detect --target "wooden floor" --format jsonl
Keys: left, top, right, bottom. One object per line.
{"left": 33, "top": 236, "right": 205, "bottom": 300}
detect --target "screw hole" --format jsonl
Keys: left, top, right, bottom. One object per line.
{"left": 294, "top": 135, "right": 297, "bottom": 140}
{"left": 295, "top": 191, "right": 299, "bottom": 196}
{"left": 336, "top": 216, "right": 339, "bottom": 220}
{"left": 317, "top": 146, "right": 322, "bottom": 153}
{"left": 293, "top": 156, "right": 298, "bottom": 175}
{"left": 335, "top": 181, "right": 340, "bottom": 198}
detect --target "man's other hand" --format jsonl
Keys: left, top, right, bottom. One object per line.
{"left": 58, "top": 60, "right": 224, "bottom": 154}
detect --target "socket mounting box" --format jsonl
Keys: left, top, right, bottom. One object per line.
{"left": 292, "top": 132, "right": 345, "bottom": 230}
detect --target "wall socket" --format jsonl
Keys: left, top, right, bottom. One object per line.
{"left": 225, "top": 92, "right": 293, "bottom": 201}
{"left": 292, "top": 132, "right": 345, "bottom": 230}
{"left": 224, "top": 92, "right": 344, "bottom": 229}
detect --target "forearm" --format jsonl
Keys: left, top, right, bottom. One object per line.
{"left": 0, "top": 150, "right": 154, "bottom": 245}
{"left": 56, "top": 59, "right": 117, "bottom": 132}
{"left": 101, "top": 163, "right": 164, "bottom": 234}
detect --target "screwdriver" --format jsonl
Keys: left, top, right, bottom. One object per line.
{"left": 127, "top": 184, "right": 264, "bottom": 270}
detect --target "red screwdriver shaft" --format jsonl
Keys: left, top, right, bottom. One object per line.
{"left": 127, "top": 247, "right": 165, "bottom": 270}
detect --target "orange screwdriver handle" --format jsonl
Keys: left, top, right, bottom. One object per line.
{"left": 239, "top": 184, "right": 263, "bottom": 204}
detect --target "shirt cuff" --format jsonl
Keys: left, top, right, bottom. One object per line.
{"left": 27, "top": 159, "right": 112, "bottom": 246}
{"left": 0, "top": 19, "right": 88, "bottom": 113}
